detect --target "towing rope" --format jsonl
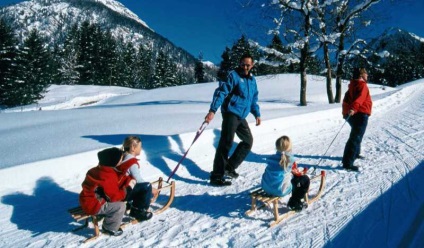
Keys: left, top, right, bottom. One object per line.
{"left": 166, "top": 121, "right": 208, "bottom": 183}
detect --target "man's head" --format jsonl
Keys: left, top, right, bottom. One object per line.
{"left": 238, "top": 54, "right": 254, "bottom": 76}
{"left": 352, "top": 68, "right": 368, "bottom": 81}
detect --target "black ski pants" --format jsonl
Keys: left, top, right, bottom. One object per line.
{"left": 342, "top": 113, "right": 369, "bottom": 167}
{"left": 211, "top": 112, "right": 253, "bottom": 179}
{"left": 125, "top": 182, "right": 152, "bottom": 211}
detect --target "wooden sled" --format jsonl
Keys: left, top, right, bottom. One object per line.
{"left": 129, "top": 177, "right": 176, "bottom": 224}
{"left": 68, "top": 177, "right": 175, "bottom": 243}
{"left": 245, "top": 171, "right": 326, "bottom": 227}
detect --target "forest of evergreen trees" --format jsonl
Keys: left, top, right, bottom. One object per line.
{"left": 0, "top": 18, "right": 197, "bottom": 107}
{"left": 216, "top": 34, "right": 424, "bottom": 88}
{"left": 2, "top": 14, "right": 423, "bottom": 108}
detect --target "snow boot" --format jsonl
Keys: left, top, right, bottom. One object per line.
{"left": 287, "top": 197, "right": 308, "bottom": 212}
{"left": 343, "top": 164, "right": 359, "bottom": 171}
{"left": 130, "top": 207, "right": 153, "bottom": 221}
{"left": 102, "top": 226, "right": 123, "bottom": 236}
{"left": 288, "top": 175, "right": 310, "bottom": 212}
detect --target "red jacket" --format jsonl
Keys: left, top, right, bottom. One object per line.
{"left": 79, "top": 158, "right": 137, "bottom": 215}
{"left": 342, "top": 78, "right": 373, "bottom": 116}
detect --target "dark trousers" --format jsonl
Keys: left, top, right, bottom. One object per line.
{"left": 125, "top": 182, "right": 152, "bottom": 210}
{"left": 291, "top": 175, "right": 310, "bottom": 201}
{"left": 342, "top": 113, "right": 369, "bottom": 167}
{"left": 211, "top": 112, "right": 253, "bottom": 178}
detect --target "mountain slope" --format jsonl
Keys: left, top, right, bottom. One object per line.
{"left": 0, "top": 0, "right": 197, "bottom": 66}
{"left": 367, "top": 27, "right": 424, "bottom": 56}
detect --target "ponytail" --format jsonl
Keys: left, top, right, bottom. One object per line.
{"left": 279, "top": 151, "right": 290, "bottom": 171}
{"left": 275, "top": 136, "right": 292, "bottom": 171}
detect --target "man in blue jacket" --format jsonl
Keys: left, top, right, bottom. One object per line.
{"left": 205, "top": 54, "right": 261, "bottom": 186}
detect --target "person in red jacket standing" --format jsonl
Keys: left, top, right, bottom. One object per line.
{"left": 342, "top": 68, "right": 373, "bottom": 171}
{"left": 79, "top": 147, "right": 135, "bottom": 236}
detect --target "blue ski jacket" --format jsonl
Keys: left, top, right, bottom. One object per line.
{"left": 261, "top": 152, "right": 295, "bottom": 197}
{"left": 209, "top": 70, "right": 260, "bottom": 119}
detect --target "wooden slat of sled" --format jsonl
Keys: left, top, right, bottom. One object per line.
{"left": 68, "top": 177, "right": 176, "bottom": 242}
{"left": 246, "top": 171, "right": 326, "bottom": 227}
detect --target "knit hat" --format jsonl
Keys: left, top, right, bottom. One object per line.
{"left": 97, "top": 147, "right": 123, "bottom": 167}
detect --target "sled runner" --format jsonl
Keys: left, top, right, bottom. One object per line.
{"left": 245, "top": 171, "right": 326, "bottom": 227}
{"left": 129, "top": 177, "right": 176, "bottom": 224}
{"left": 68, "top": 177, "right": 175, "bottom": 243}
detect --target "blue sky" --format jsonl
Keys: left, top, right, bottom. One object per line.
{"left": 1, "top": 0, "right": 424, "bottom": 64}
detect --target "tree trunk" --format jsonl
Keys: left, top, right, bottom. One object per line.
{"left": 323, "top": 43, "right": 334, "bottom": 103}
{"left": 300, "top": 66, "right": 307, "bottom": 106}
{"left": 335, "top": 33, "right": 345, "bottom": 103}
{"left": 300, "top": 47, "right": 308, "bottom": 106}
{"left": 299, "top": 8, "right": 310, "bottom": 107}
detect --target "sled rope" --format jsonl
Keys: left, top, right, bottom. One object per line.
{"left": 316, "top": 116, "right": 350, "bottom": 168}
{"left": 166, "top": 121, "right": 208, "bottom": 183}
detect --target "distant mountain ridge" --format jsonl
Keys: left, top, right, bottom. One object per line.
{"left": 0, "top": 0, "right": 197, "bottom": 68}
{"left": 367, "top": 27, "right": 424, "bottom": 56}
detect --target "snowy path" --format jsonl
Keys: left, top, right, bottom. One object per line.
{"left": 0, "top": 79, "right": 423, "bottom": 247}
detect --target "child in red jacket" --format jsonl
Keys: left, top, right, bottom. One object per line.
{"left": 79, "top": 147, "right": 135, "bottom": 236}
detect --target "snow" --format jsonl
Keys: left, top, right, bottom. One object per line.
{"left": 94, "top": 0, "right": 150, "bottom": 28}
{"left": 202, "top": 61, "right": 217, "bottom": 68}
{"left": 0, "top": 74, "right": 423, "bottom": 248}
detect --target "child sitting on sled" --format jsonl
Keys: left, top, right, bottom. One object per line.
{"left": 261, "top": 135, "right": 310, "bottom": 212}
{"left": 79, "top": 147, "right": 134, "bottom": 236}
{"left": 116, "top": 135, "right": 158, "bottom": 221}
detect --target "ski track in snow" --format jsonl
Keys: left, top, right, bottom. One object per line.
{"left": 0, "top": 80, "right": 423, "bottom": 247}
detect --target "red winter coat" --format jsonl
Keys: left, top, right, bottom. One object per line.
{"left": 79, "top": 158, "right": 137, "bottom": 215}
{"left": 342, "top": 78, "right": 373, "bottom": 116}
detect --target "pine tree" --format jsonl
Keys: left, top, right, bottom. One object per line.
{"left": 257, "top": 34, "right": 291, "bottom": 76}
{"left": 16, "top": 28, "right": 51, "bottom": 105}
{"left": 92, "top": 26, "right": 116, "bottom": 86}
{"left": 194, "top": 53, "right": 206, "bottom": 83}
{"left": 217, "top": 47, "right": 231, "bottom": 82}
{"left": 152, "top": 51, "right": 167, "bottom": 88}
{"left": 270, "top": 34, "right": 291, "bottom": 73}
{"left": 217, "top": 35, "right": 260, "bottom": 79}
{"left": 77, "top": 21, "right": 97, "bottom": 85}
{"left": 120, "top": 41, "right": 137, "bottom": 87}
{"left": 136, "top": 44, "right": 153, "bottom": 89}
{"left": 49, "top": 43, "right": 62, "bottom": 84}
{"left": 163, "top": 58, "right": 178, "bottom": 87}
{"left": 100, "top": 30, "right": 117, "bottom": 86}
{"left": 230, "top": 35, "right": 253, "bottom": 69}
{"left": 58, "top": 23, "right": 80, "bottom": 85}
{"left": 0, "top": 18, "right": 18, "bottom": 107}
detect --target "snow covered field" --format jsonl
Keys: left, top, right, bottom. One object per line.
{"left": 0, "top": 74, "right": 422, "bottom": 247}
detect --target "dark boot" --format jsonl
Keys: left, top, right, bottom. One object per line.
{"left": 343, "top": 164, "right": 359, "bottom": 171}
{"left": 224, "top": 168, "right": 239, "bottom": 179}
{"left": 210, "top": 177, "right": 232, "bottom": 186}
{"left": 130, "top": 207, "right": 153, "bottom": 221}
{"left": 288, "top": 175, "right": 310, "bottom": 212}
{"left": 102, "top": 226, "right": 123, "bottom": 236}
{"left": 287, "top": 197, "right": 308, "bottom": 212}
{"left": 210, "top": 172, "right": 232, "bottom": 186}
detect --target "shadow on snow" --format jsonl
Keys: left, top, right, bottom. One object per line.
{"left": 324, "top": 161, "right": 424, "bottom": 248}
{"left": 82, "top": 133, "right": 209, "bottom": 185}
{"left": 1, "top": 177, "right": 79, "bottom": 236}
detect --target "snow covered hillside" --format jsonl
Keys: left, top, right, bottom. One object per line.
{"left": 0, "top": 74, "right": 423, "bottom": 247}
